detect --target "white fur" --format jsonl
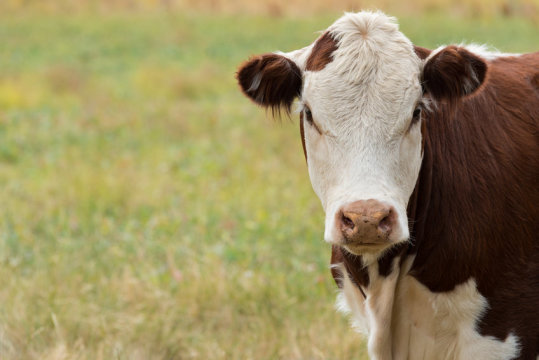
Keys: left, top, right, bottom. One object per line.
{"left": 336, "top": 256, "right": 521, "bottom": 359}
{"left": 460, "top": 44, "right": 520, "bottom": 60}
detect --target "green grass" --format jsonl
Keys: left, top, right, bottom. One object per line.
{"left": 0, "top": 10, "right": 536, "bottom": 359}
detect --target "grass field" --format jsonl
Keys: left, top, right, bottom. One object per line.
{"left": 0, "top": 8, "right": 537, "bottom": 359}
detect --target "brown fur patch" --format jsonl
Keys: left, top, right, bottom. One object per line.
{"left": 331, "top": 246, "right": 369, "bottom": 291}
{"left": 305, "top": 32, "right": 338, "bottom": 71}
{"left": 530, "top": 71, "right": 539, "bottom": 92}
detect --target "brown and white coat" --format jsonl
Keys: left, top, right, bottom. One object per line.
{"left": 237, "top": 11, "right": 539, "bottom": 360}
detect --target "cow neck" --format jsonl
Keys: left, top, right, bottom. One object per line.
{"left": 406, "top": 118, "right": 433, "bottom": 256}
{"left": 407, "top": 99, "right": 479, "bottom": 292}
{"left": 405, "top": 101, "right": 467, "bottom": 292}
{"left": 407, "top": 57, "right": 539, "bottom": 296}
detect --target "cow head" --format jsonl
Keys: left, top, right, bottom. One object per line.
{"left": 237, "top": 12, "right": 486, "bottom": 259}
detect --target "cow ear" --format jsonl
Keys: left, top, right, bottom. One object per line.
{"left": 236, "top": 53, "right": 302, "bottom": 115}
{"left": 422, "top": 46, "right": 487, "bottom": 102}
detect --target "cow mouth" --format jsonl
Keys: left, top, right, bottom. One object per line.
{"left": 343, "top": 241, "right": 391, "bottom": 255}
{"left": 342, "top": 235, "right": 408, "bottom": 255}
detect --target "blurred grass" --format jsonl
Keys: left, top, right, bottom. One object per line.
{"left": 1, "top": 0, "right": 538, "bottom": 21}
{"left": 0, "top": 8, "right": 537, "bottom": 360}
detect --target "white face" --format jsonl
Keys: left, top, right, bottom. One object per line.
{"left": 291, "top": 13, "right": 424, "bottom": 256}
{"left": 239, "top": 12, "right": 488, "bottom": 259}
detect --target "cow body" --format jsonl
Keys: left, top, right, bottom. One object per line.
{"left": 237, "top": 12, "right": 539, "bottom": 359}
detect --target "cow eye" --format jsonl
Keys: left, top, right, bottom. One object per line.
{"left": 410, "top": 107, "right": 422, "bottom": 127}
{"left": 304, "top": 107, "right": 313, "bottom": 123}
{"left": 412, "top": 107, "right": 421, "bottom": 121}
{"left": 303, "top": 106, "right": 322, "bottom": 134}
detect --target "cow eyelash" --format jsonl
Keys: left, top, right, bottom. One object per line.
{"left": 302, "top": 105, "right": 321, "bottom": 132}
{"left": 411, "top": 104, "right": 423, "bottom": 124}
{"left": 303, "top": 106, "right": 313, "bottom": 123}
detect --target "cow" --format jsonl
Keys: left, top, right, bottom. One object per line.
{"left": 236, "top": 11, "right": 538, "bottom": 360}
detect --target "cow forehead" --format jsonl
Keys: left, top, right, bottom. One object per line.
{"left": 307, "top": 12, "right": 420, "bottom": 77}
{"left": 299, "top": 12, "right": 422, "bottom": 126}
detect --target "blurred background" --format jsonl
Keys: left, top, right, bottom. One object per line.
{"left": 0, "top": 0, "right": 537, "bottom": 359}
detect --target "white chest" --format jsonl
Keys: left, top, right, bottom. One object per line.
{"left": 334, "top": 258, "right": 521, "bottom": 360}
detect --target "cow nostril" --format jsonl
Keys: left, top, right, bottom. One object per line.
{"left": 378, "top": 213, "right": 392, "bottom": 234}
{"left": 341, "top": 213, "right": 355, "bottom": 230}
